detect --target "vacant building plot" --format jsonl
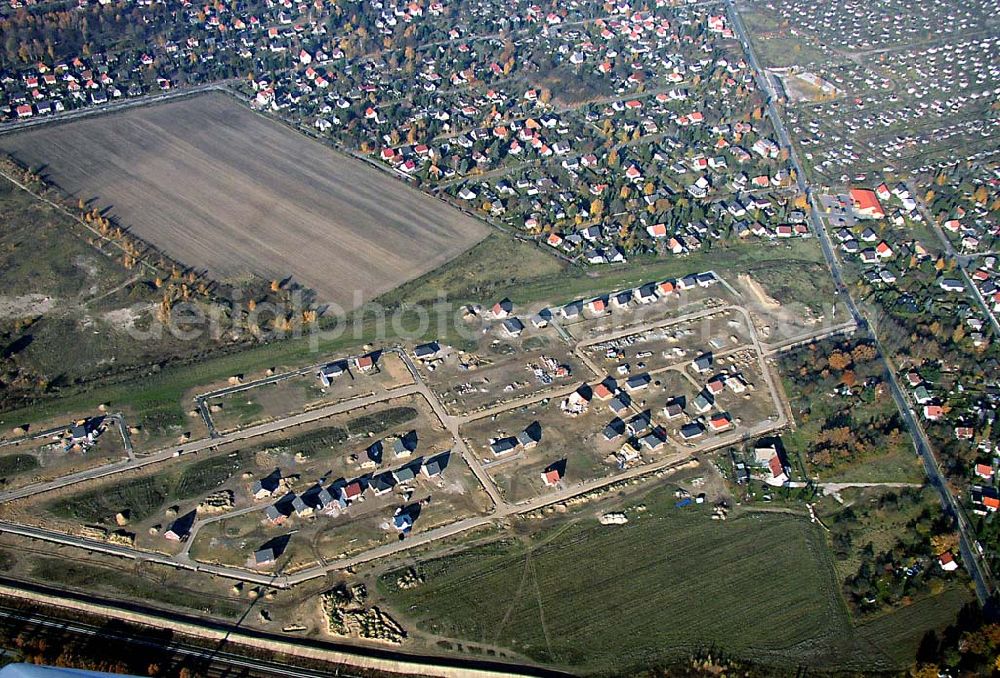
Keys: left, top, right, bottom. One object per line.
{"left": 414, "top": 329, "right": 583, "bottom": 416}
{"left": 560, "top": 283, "right": 733, "bottom": 342}
{"left": 205, "top": 351, "right": 414, "bottom": 433}
{"left": 579, "top": 307, "right": 754, "bottom": 376}
{"left": 468, "top": 405, "right": 620, "bottom": 504}
{"left": 0, "top": 93, "right": 488, "bottom": 309}
{"left": 0, "top": 177, "right": 214, "bottom": 423}
{"left": 0, "top": 425, "right": 127, "bottom": 492}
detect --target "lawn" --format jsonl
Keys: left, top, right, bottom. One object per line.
{"left": 48, "top": 475, "right": 170, "bottom": 524}
{"left": 377, "top": 484, "right": 901, "bottom": 675}
{"left": 744, "top": 259, "right": 837, "bottom": 313}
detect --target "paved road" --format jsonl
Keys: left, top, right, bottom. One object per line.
{"left": 762, "top": 320, "right": 858, "bottom": 356}
{"left": 726, "top": 0, "right": 994, "bottom": 605}
{"left": 0, "top": 80, "right": 238, "bottom": 136}
{"left": 0, "top": 520, "right": 285, "bottom": 587}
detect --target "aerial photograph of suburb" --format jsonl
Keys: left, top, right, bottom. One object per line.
{"left": 0, "top": 0, "right": 997, "bottom": 675}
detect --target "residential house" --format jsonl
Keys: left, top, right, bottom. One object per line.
{"left": 251, "top": 470, "right": 282, "bottom": 500}
{"left": 691, "top": 353, "right": 713, "bottom": 373}
{"left": 938, "top": 552, "right": 959, "bottom": 572}
{"left": 370, "top": 472, "right": 396, "bottom": 496}
{"left": 625, "top": 373, "right": 651, "bottom": 392}
{"left": 502, "top": 317, "right": 525, "bottom": 337}
{"left": 490, "top": 436, "right": 519, "bottom": 455}
{"left": 413, "top": 342, "right": 441, "bottom": 360}
{"left": 318, "top": 361, "right": 345, "bottom": 386}
{"left": 603, "top": 418, "right": 626, "bottom": 441}
{"left": 680, "top": 422, "right": 704, "bottom": 440}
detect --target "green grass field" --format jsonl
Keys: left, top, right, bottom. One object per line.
{"left": 29, "top": 557, "right": 244, "bottom": 618}
{"left": 746, "top": 259, "right": 837, "bottom": 313}
{"left": 0, "top": 453, "right": 39, "bottom": 481}
{"left": 48, "top": 475, "right": 169, "bottom": 524}
{"left": 377, "top": 483, "right": 919, "bottom": 675}
{"left": 854, "top": 586, "right": 974, "bottom": 665}
{"left": 740, "top": 8, "right": 831, "bottom": 68}
{"left": 47, "top": 451, "right": 252, "bottom": 522}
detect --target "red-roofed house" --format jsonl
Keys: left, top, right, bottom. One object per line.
{"left": 341, "top": 481, "right": 363, "bottom": 502}
{"left": 647, "top": 223, "right": 667, "bottom": 238}
{"left": 593, "top": 382, "right": 614, "bottom": 400}
{"left": 923, "top": 405, "right": 944, "bottom": 421}
{"left": 766, "top": 454, "right": 789, "bottom": 486}
{"left": 708, "top": 413, "right": 732, "bottom": 432}
{"left": 850, "top": 188, "right": 886, "bottom": 219}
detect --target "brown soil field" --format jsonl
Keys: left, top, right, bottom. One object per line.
{"left": 0, "top": 93, "right": 489, "bottom": 309}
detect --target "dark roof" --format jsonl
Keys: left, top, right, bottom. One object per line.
{"left": 517, "top": 421, "right": 542, "bottom": 445}
{"left": 371, "top": 472, "right": 395, "bottom": 493}
{"left": 490, "top": 436, "right": 518, "bottom": 454}
{"left": 367, "top": 439, "right": 384, "bottom": 463}
{"left": 502, "top": 317, "right": 525, "bottom": 334}
{"left": 423, "top": 451, "right": 450, "bottom": 476}
{"left": 254, "top": 547, "right": 276, "bottom": 564}
{"left": 680, "top": 422, "right": 704, "bottom": 439}
{"left": 603, "top": 418, "right": 626, "bottom": 439}
{"left": 414, "top": 341, "right": 441, "bottom": 357}
{"left": 693, "top": 353, "right": 713, "bottom": 369}
{"left": 393, "top": 464, "right": 418, "bottom": 483}
{"left": 626, "top": 373, "right": 651, "bottom": 389}
{"left": 609, "top": 393, "right": 631, "bottom": 412}
{"left": 627, "top": 410, "right": 652, "bottom": 432}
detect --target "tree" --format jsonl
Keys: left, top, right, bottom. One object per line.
{"left": 828, "top": 351, "right": 852, "bottom": 371}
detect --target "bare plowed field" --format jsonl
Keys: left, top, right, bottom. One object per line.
{"left": 0, "top": 93, "right": 488, "bottom": 308}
